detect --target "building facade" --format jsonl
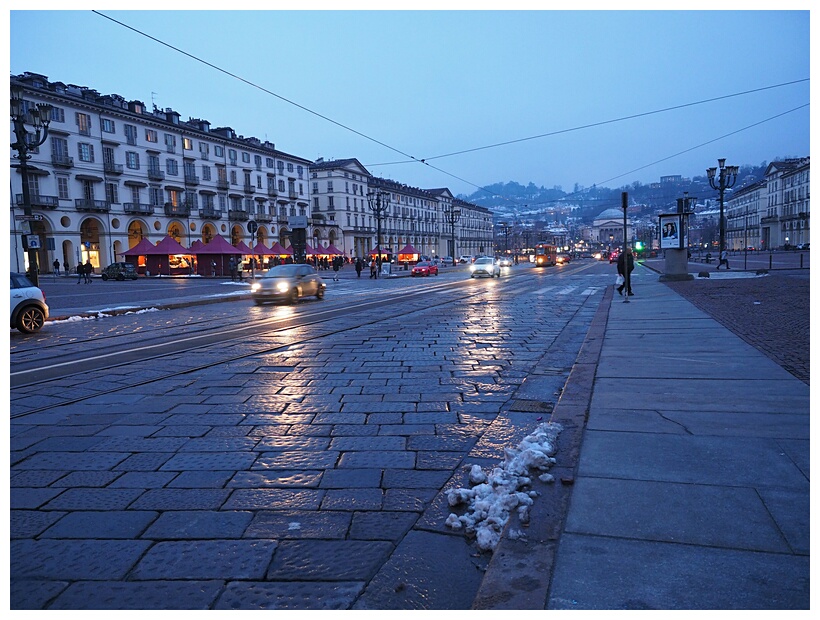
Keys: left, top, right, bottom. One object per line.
{"left": 10, "top": 73, "right": 493, "bottom": 274}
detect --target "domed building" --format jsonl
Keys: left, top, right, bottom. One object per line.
{"left": 593, "top": 207, "right": 633, "bottom": 249}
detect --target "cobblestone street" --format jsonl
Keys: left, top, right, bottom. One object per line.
{"left": 663, "top": 272, "right": 809, "bottom": 384}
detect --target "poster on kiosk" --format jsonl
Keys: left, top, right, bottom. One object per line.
{"left": 659, "top": 214, "right": 687, "bottom": 250}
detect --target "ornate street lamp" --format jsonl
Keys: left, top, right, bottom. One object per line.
{"left": 367, "top": 187, "right": 390, "bottom": 279}
{"left": 11, "top": 84, "right": 53, "bottom": 287}
{"left": 706, "top": 158, "right": 739, "bottom": 256}
{"left": 443, "top": 204, "right": 461, "bottom": 266}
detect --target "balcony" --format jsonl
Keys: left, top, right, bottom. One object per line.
{"left": 761, "top": 215, "right": 779, "bottom": 225}
{"left": 75, "top": 198, "right": 111, "bottom": 212}
{"left": 199, "top": 208, "right": 223, "bottom": 220}
{"left": 184, "top": 174, "right": 200, "bottom": 186}
{"left": 52, "top": 154, "right": 74, "bottom": 168}
{"left": 200, "top": 152, "right": 209, "bottom": 161}
{"left": 216, "top": 179, "right": 229, "bottom": 190}
{"left": 256, "top": 213, "right": 272, "bottom": 223}
{"left": 267, "top": 187, "right": 278, "bottom": 197}
{"left": 147, "top": 167, "right": 166, "bottom": 181}
{"left": 164, "top": 202, "right": 191, "bottom": 217}
{"left": 244, "top": 184, "right": 256, "bottom": 194}
{"left": 288, "top": 191, "right": 298, "bottom": 200}
{"left": 123, "top": 202, "right": 154, "bottom": 215}
{"left": 228, "top": 209, "right": 249, "bottom": 221}
{"left": 104, "top": 162, "right": 124, "bottom": 175}
{"left": 16, "top": 194, "right": 59, "bottom": 209}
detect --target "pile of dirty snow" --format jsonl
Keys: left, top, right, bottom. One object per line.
{"left": 445, "top": 422, "right": 562, "bottom": 552}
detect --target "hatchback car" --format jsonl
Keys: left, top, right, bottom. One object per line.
{"left": 251, "top": 264, "right": 326, "bottom": 305}
{"left": 411, "top": 261, "right": 439, "bottom": 277}
{"left": 497, "top": 256, "right": 513, "bottom": 267}
{"left": 469, "top": 257, "right": 501, "bottom": 278}
{"left": 11, "top": 272, "right": 49, "bottom": 333}
{"left": 101, "top": 262, "right": 139, "bottom": 281}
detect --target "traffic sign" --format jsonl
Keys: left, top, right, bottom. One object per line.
{"left": 247, "top": 220, "right": 258, "bottom": 234}
{"left": 15, "top": 214, "right": 43, "bottom": 221}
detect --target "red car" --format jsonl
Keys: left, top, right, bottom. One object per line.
{"left": 411, "top": 261, "right": 439, "bottom": 277}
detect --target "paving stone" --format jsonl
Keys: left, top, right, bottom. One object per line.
{"left": 223, "top": 488, "right": 324, "bottom": 510}
{"left": 14, "top": 452, "right": 127, "bottom": 471}
{"left": 383, "top": 488, "right": 438, "bottom": 512}
{"left": 227, "top": 470, "right": 322, "bottom": 488}
{"left": 318, "top": 468, "right": 382, "bottom": 488}
{"left": 337, "top": 451, "right": 416, "bottom": 469}
{"left": 11, "top": 539, "right": 152, "bottom": 580}
{"left": 253, "top": 436, "right": 332, "bottom": 451}
{"left": 167, "top": 470, "right": 235, "bottom": 488}
{"left": 267, "top": 540, "right": 393, "bottom": 581}
{"left": 10, "top": 488, "right": 64, "bottom": 509}
{"left": 321, "top": 488, "right": 384, "bottom": 511}
{"left": 11, "top": 510, "right": 66, "bottom": 538}
{"left": 49, "top": 470, "right": 121, "bottom": 487}
{"left": 11, "top": 579, "right": 69, "bottom": 610}
{"left": 49, "top": 580, "right": 224, "bottom": 610}
{"left": 143, "top": 510, "right": 253, "bottom": 539}
{"left": 244, "top": 510, "right": 352, "bottom": 539}
{"left": 214, "top": 580, "right": 364, "bottom": 610}
{"left": 349, "top": 511, "right": 418, "bottom": 541}
{"left": 42, "top": 488, "right": 145, "bottom": 511}
{"left": 41, "top": 510, "right": 158, "bottom": 538}
{"left": 131, "top": 540, "right": 277, "bottom": 580}
{"left": 108, "top": 471, "right": 178, "bottom": 488}
{"left": 382, "top": 469, "right": 453, "bottom": 489}
{"left": 178, "top": 437, "right": 260, "bottom": 451}
{"left": 159, "top": 452, "right": 257, "bottom": 471}
{"left": 329, "top": 436, "right": 406, "bottom": 451}
{"left": 114, "top": 453, "right": 174, "bottom": 471}
{"left": 254, "top": 451, "right": 340, "bottom": 470}
{"left": 130, "top": 489, "right": 230, "bottom": 510}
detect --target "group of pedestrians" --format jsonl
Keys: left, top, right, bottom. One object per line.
{"left": 76, "top": 259, "right": 94, "bottom": 284}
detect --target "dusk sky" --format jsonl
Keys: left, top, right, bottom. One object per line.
{"left": 8, "top": 6, "right": 811, "bottom": 199}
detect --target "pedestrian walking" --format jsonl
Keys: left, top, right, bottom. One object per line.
{"left": 355, "top": 258, "right": 363, "bottom": 278}
{"left": 53, "top": 259, "right": 60, "bottom": 276}
{"left": 83, "top": 259, "right": 93, "bottom": 283}
{"left": 64, "top": 260, "right": 70, "bottom": 277}
{"left": 76, "top": 263, "right": 83, "bottom": 284}
{"left": 370, "top": 260, "right": 377, "bottom": 279}
{"left": 229, "top": 257, "right": 237, "bottom": 282}
{"left": 332, "top": 256, "right": 341, "bottom": 281}
{"left": 717, "top": 249, "right": 730, "bottom": 270}
{"left": 616, "top": 248, "right": 634, "bottom": 296}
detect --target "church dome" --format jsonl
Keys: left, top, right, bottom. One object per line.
{"left": 595, "top": 208, "right": 625, "bottom": 221}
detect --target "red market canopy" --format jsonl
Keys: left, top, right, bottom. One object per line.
{"left": 189, "top": 239, "right": 205, "bottom": 252}
{"left": 398, "top": 244, "right": 419, "bottom": 255}
{"left": 305, "top": 243, "right": 317, "bottom": 255}
{"left": 121, "top": 238, "right": 156, "bottom": 256}
{"left": 234, "top": 240, "right": 254, "bottom": 254}
{"left": 252, "top": 242, "right": 274, "bottom": 255}
{"left": 147, "top": 236, "right": 190, "bottom": 255}
{"left": 270, "top": 242, "right": 291, "bottom": 255}
{"left": 193, "top": 235, "right": 243, "bottom": 255}
{"left": 325, "top": 244, "right": 344, "bottom": 255}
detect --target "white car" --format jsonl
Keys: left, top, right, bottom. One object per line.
{"left": 251, "top": 264, "right": 326, "bottom": 305}
{"left": 469, "top": 257, "right": 501, "bottom": 278}
{"left": 11, "top": 272, "right": 49, "bottom": 333}
{"left": 497, "top": 256, "right": 513, "bottom": 267}
{"left": 458, "top": 255, "right": 473, "bottom": 263}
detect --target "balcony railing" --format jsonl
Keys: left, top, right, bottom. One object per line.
{"left": 147, "top": 167, "right": 165, "bottom": 181}
{"left": 52, "top": 154, "right": 74, "bottom": 168}
{"left": 184, "top": 174, "right": 200, "bottom": 186}
{"left": 216, "top": 179, "right": 229, "bottom": 190}
{"left": 256, "top": 213, "right": 272, "bottom": 223}
{"left": 16, "top": 194, "right": 59, "bottom": 209}
{"left": 244, "top": 184, "right": 256, "bottom": 194}
{"left": 104, "top": 162, "right": 124, "bottom": 175}
{"left": 288, "top": 191, "right": 298, "bottom": 199}
{"left": 164, "top": 202, "right": 191, "bottom": 217}
{"left": 228, "top": 209, "right": 249, "bottom": 221}
{"left": 75, "top": 198, "right": 111, "bottom": 212}
{"left": 199, "top": 208, "right": 223, "bottom": 220}
{"left": 123, "top": 202, "right": 154, "bottom": 215}
{"left": 267, "top": 188, "right": 278, "bottom": 197}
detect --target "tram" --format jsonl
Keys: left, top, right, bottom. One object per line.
{"left": 533, "top": 243, "right": 557, "bottom": 267}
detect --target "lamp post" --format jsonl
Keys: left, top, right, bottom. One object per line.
{"left": 443, "top": 204, "right": 462, "bottom": 266}
{"left": 706, "top": 158, "right": 739, "bottom": 257}
{"left": 11, "top": 84, "right": 53, "bottom": 287}
{"left": 367, "top": 187, "right": 390, "bottom": 279}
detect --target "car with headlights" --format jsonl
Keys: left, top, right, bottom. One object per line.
{"left": 100, "top": 262, "right": 139, "bottom": 281}
{"left": 469, "top": 256, "right": 501, "bottom": 278}
{"left": 497, "top": 256, "right": 513, "bottom": 267}
{"left": 11, "top": 271, "right": 49, "bottom": 333}
{"left": 458, "top": 255, "right": 473, "bottom": 264}
{"left": 556, "top": 253, "right": 572, "bottom": 265}
{"left": 411, "top": 261, "right": 438, "bottom": 277}
{"left": 251, "top": 264, "right": 326, "bottom": 305}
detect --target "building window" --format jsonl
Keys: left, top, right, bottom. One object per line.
{"left": 105, "top": 182, "right": 119, "bottom": 204}
{"left": 230, "top": 170, "right": 237, "bottom": 184}
{"left": 124, "top": 124, "right": 138, "bottom": 145}
{"left": 166, "top": 159, "right": 178, "bottom": 175}
{"left": 266, "top": 157, "right": 274, "bottom": 168}
{"left": 313, "top": 197, "right": 320, "bottom": 209}
{"left": 149, "top": 187, "right": 164, "bottom": 206}
{"left": 165, "top": 133, "right": 176, "bottom": 152}
{"left": 146, "top": 129, "right": 158, "bottom": 142}
{"left": 327, "top": 181, "right": 333, "bottom": 192}
{"left": 183, "top": 137, "right": 193, "bottom": 150}
{"left": 101, "top": 118, "right": 115, "bottom": 133}
{"left": 297, "top": 165, "right": 303, "bottom": 178}
{"left": 202, "top": 165, "right": 211, "bottom": 181}
{"left": 277, "top": 161, "right": 285, "bottom": 174}
{"left": 256, "top": 175, "right": 263, "bottom": 189}
{"left": 78, "top": 143, "right": 95, "bottom": 162}
{"left": 199, "top": 142, "right": 209, "bottom": 157}
{"left": 123, "top": 151, "right": 137, "bottom": 172}
{"left": 57, "top": 176, "right": 70, "bottom": 200}
{"left": 242, "top": 152, "right": 250, "bottom": 163}
{"left": 329, "top": 196, "right": 335, "bottom": 208}
{"left": 76, "top": 112, "right": 91, "bottom": 135}
{"left": 228, "top": 149, "right": 237, "bottom": 164}
{"left": 50, "top": 106, "right": 65, "bottom": 123}
{"left": 287, "top": 163, "right": 294, "bottom": 172}
{"left": 51, "top": 136, "right": 69, "bottom": 160}
{"left": 278, "top": 179, "right": 285, "bottom": 192}
{"left": 214, "top": 145, "right": 224, "bottom": 157}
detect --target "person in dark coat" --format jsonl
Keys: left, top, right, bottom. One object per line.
{"left": 616, "top": 248, "right": 634, "bottom": 296}
{"left": 355, "top": 258, "right": 363, "bottom": 278}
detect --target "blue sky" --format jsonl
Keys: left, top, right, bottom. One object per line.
{"left": 8, "top": 7, "right": 811, "bottom": 198}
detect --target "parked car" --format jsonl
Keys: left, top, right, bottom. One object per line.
{"left": 251, "top": 264, "right": 326, "bottom": 305}
{"left": 458, "top": 255, "right": 473, "bottom": 264}
{"left": 469, "top": 256, "right": 501, "bottom": 278}
{"left": 11, "top": 272, "right": 49, "bottom": 333}
{"left": 441, "top": 256, "right": 454, "bottom": 265}
{"left": 497, "top": 256, "right": 513, "bottom": 267}
{"left": 100, "top": 262, "right": 139, "bottom": 281}
{"left": 411, "top": 261, "right": 439, "bottom": 277}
